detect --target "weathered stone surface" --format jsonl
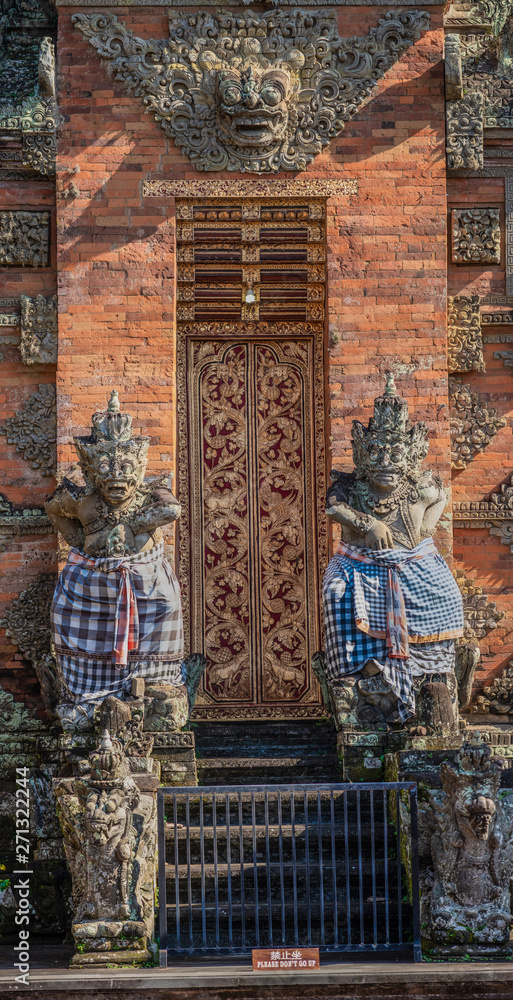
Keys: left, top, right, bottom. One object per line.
{"left": 54, "top": 731, "right": 159, "bottom": 965}
{"left": 1, "top": 572, "right": 59, "bottom": 714}
{"left": 445, "top": 93, "right": 484, "bottom": 171}
{"left": 449, "top": 378, "right": 506, "bottom": 470}
{"left": 447, "top": 295, "right": 485, "bottom": 373}
{"left": 451, "top": 208, "right": 501, "bottom": 264}
{"left": 72, "top": 8, "right": 429, "bottom": 173}
{"left": 20, "top": 294, "right": 57, "bottom": 365}
{"left": 420, "top": 742, "right": 513, "bottom": 956}
{"left": 0, "top": 211, "right": 50, "bottom": 266}
{"left": 0, "top": 383, "right": 56, "bottom": 476}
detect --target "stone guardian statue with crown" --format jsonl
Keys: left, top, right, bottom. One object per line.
{"left": 318, "top": 376, "right": 464, "bottom": 731}
{"left": 45, "top": 391, "right": 202, "bottom": 731}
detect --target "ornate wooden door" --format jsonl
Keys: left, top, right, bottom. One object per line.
{"left": 177, "top": 199, "right": 328, "bottom": 720}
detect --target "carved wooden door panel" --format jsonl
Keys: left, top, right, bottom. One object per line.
{"left": 181, "top": 336, "right": 327, "bottom": 720}
{"left": 176, "top": 197, "right": 328, "bottom": 720}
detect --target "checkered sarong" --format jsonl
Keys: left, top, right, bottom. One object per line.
{"left": 52, "top": 540, "right": 184, "bottom": 704}
{"left": 322, "top": 536, "right": 463, "bottom": 719}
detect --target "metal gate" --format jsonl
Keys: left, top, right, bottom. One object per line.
{"left": 157, "top": 782, "right": 421, "bottom": 965}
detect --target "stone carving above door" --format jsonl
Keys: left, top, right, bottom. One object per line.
{"left": 72, "top": 8, "right": 429, "bottom": 173}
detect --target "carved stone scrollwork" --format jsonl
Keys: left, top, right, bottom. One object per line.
{"left": 451, "top": 208, "right": 501, "bottom": 265}
{"left": 1, "top": 574, "right": 59, "bottom": 715}
{"left": 447, "top": 295, "right": 485, "bottom": 373}
{"left": 453, "top": 569, "right": 505, "bottom": 710}
{"left": 0, "top": 383, "right": 56, "bottom": 476}
{"left": 472, "top": 663, "right": 513, "bottom": 715}
{"left": 0, "top": 212, "right": 50, "bottom": 267}
{"left": 449, "top": 377, "right": 506, "bottom": 469}
{"left": 20, "top": 294, "right": 58, "bottom": 365}
{"left": 420, "top": 742, "right": 513, "bottom": 956}
{"left": 445, "top": 93, "right": 484, "bottom": 172}
{"left": 21, "top": 133, "right": 56, "bottom": 177}
{"left": 72, "top": 9, "right": 430, "bottom": 173}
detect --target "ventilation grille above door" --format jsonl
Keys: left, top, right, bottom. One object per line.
{"left": 176, "top": 199, "right": 326, "bottom": 326}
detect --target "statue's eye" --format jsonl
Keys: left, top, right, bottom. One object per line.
{"left": 105, "top": 799, "right": 117, "bottom": 813}
{"left": 121, "top": 461, "right": 135, "bottom": 476}
{"left": 391, "top": 448, "right": 403, "bottom": 463}
{"left": 369, "top": 446, "right": 380, "bottom": 462}
{"left": 222, "top": 85, "right": 242, "bottom": 107}
{"left": 260, "top": 84, "right": 282, "bottom": 107}
{"left": 98, "top": 459, "right": 110, "bottom": 475}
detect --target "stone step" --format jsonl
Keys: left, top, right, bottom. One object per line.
{"left": 196, "top": 756, "right": 342, "bottom": 786}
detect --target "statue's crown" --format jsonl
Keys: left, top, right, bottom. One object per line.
{"left": 363, "top": 374, "right": 411, "bottom": 439}
{"left": 90, "top": 390, "right": 133, "bottom": 444}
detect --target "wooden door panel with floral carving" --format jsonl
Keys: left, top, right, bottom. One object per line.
{"left": 176, "top": 196, "right": 328, "bottom": 720}
{"left": 182, "top": 337, "right": 327, "bottom": 719}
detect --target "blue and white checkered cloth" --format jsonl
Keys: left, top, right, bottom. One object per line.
{"left": 52, "top": 540, "right": 184, "bottom": 705}
{"left": 322, "top": 536, "right": 464, "bottom": 719}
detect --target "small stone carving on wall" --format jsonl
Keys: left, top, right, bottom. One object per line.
{"left": 449, "top": 377, "right": 506, "bottom": 469}
{"left": 447, "top": 295, "right": 485, "bottom": 373}
{"left": 451, "top": 208, "right": 501, "bottom": 265}
{"left": 420, "top": 742, "right": 513, "bottom": 956}
{"left": 21, "top": 133, "right": 56, "bottom": 178}
{"left": 20, "top": 294, "right": 57, "bottom": 365}
{"left": 1, "top": 574, "right": 59, "bottom": 715}
{"left": 0, "top": 211, "right": 50, "bottom": 267}
{"left": 453, "top": 569, "right": 505, "bottom": 711}
{"left": 0, "top": 383, "right": 56, "bottom": 477}
{"left": 445, "top": 93, "right": 484, "bottom": 171}
{"left": 72, "top": 8, "right": 429, "bottom": 174}
{"left": 472, "top": 663, "right": 513, "bottom": 715}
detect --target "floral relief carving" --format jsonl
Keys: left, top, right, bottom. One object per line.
{"left": 472, "top": 662, "right": 513, "bottom": 715}
{"left": 0, "top": 383, "right": 56, "bottom": 476}
{"left": 449, "top": 377, "right": 506, "bottom": 469}
{"left": 445, "top": 93, "right": 484, "bottom": 171}
{"left": 20, "top": 294, "right": 58, "bottom": 365}
{"left": 453, "top": 569, "right": 505, "bottom": 645}
{"left": 451, "top": 208, "right": 501, "bottom": 264}
{"left": 1, "top": 574, "right": 59, "bottom": 713}
{"left": 72, "top": 9, "right": 429, "bottom": 173}
{"left": 0, "top": 211, "right": 50, "bottom": 267}
{"left": 447, "top": 295, "right": 485, "bottom": 373}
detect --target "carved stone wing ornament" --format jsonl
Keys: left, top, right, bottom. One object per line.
{"left": 72, "top": 8, "right": 429, "bottom": 173}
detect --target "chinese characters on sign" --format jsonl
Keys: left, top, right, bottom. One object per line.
{"left": 252, "top": 948, "right": 320, "bottom": 970}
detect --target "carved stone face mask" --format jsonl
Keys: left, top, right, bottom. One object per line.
{"left": 216, "top": 65, "right": 293, "bottom": 151}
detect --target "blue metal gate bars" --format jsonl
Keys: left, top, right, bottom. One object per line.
{"left": 157, "top": 782, "right": 421, "bottom": 965}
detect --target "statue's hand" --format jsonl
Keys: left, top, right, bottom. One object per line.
{"left": 364, "top": 519, "right": 394, "bottom": 550}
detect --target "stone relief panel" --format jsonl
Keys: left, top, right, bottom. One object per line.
{"left": 445, "top": 1, "right": 513, "bottom": 34}
{"left": 447, "top": 295, "right": 485, "bottom": 373}
{"left": 1, "top": 574, "right": 59, "bottom": 715}
{"left": 453, "top": 569, "right": 505, "bottom": 711}
{"left": 72, "top": 8, "right": 430, "bottom": 173}
{"left": 449, "top": 377, "right": 506, "bottom": 469}
{"left": 472, "top": 663, "right": 513, "bottom": 716}
{"left": 451, "top": 208, "right": 501, "bottom": 265}
{"left": 445, "top": 92, "right": 484, "bottom": 171}
{"left": 420, "top": 743, "right": 513, "bottom": 956}
{"left": 0, "top": 211, "right": 50, "bottom": 267}
{"left": 0, "top": 383, "right": 56, "bottom": 476}
{"left": 20, "top": 294, "right": 58, "bottom": 365}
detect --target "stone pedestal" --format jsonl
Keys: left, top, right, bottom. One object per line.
{"left": 151, "top": 730, "right": 197, "bottom": 787}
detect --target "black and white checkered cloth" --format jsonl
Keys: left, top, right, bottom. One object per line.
{"left": 322, "top": 536, "right": 463, "bottom": 719}
{"left": 52, "top": 540, "right": 184, "bottom": 704}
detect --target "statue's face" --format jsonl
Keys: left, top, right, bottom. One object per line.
{"left": 215, "top": 65, "right": 292, "bottom": 150}
{"left": 365, "top": 439, "right": 409, "bottom": 493}
{"left": 92, "top": 448, "right": 141, "bottom": 507}
{"left": 468, "top": 795, "right": 495, "bottom": 840}
{"left": 85, "top": 789, "right": 126, "bottom": 846}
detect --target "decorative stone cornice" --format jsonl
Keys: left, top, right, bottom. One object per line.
{"left": 0, "top": 384, "right": 56, "bottom": 477}
{"left": 20, "top": 294, "right": 57, "bottom": 365}
{"left": 449, "top": 377, "right": 506, "bottom": 470}
{"left": 73, "top": 9, "right": 429, "bottom": 174}
{"left": 143, "top": 179, "right": 358, "bottom": 198}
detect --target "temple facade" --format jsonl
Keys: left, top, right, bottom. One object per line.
{"left": 3, "top": 0, "right": 513, "bottom": 974}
